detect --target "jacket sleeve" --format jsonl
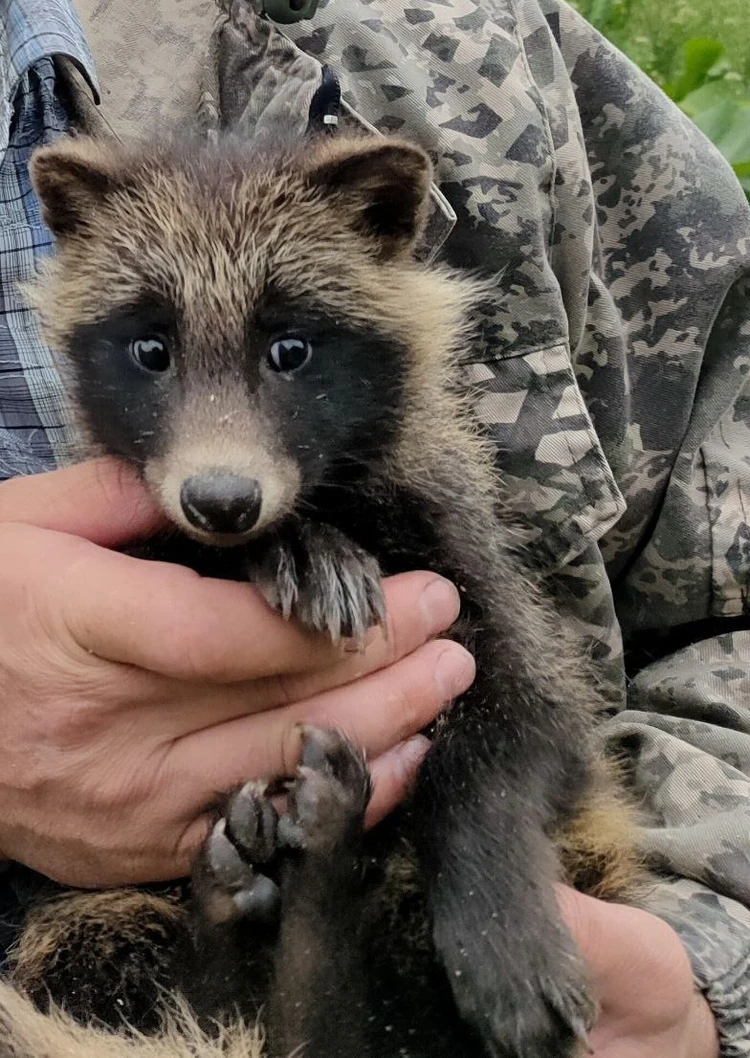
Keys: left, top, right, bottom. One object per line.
{"left": 603, "top": 633, "right": 750, "bottom": 1056}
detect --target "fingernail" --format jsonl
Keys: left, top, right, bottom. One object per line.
{"left": 391, "top": 734, "right": 431, "bottom": 785}
{"left": 434, "top": 645, "right": 475, "bottom": 700}
{"left": 419, "top": 576, "right": 461, "bottom": 634}
{"left": 395, "top": 733, "right": 431, "bottom": 768}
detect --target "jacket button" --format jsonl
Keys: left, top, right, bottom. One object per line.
{"left": 264, "top": 0, "right": 320, "bottom": 24}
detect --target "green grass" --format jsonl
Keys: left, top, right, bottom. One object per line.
{"left": 569, "top": 0, "right": 750, "bottom": 198}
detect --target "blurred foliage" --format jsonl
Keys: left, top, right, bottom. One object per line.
{"left": 569, "top": 0, "right": 750, "bottom": 199}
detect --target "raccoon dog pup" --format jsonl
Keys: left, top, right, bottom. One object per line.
{"left": 6, "top": 130, "right": 641, "bottom": 1058}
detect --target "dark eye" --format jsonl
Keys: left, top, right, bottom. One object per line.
{"left": 267, "top": 336, "right": 312, "bottom": 374}
{"left": 129, "top": 336, "right": 171, "bottom": 373}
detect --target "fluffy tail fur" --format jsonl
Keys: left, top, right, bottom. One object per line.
{"left": 0, "top": 984, "right": 265, "bottom": 1058}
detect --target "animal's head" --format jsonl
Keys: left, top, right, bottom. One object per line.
{"left": 28, "top": 133, "right": 471, "bottom": 544}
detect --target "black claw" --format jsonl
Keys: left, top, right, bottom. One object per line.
{"left": 225, "top": 782, "right": 278, "bottom": 864}
{"left": 369, "top": 580, "right": 388, "bottom": 633}
{"left": 207, "top": 820, "right": 255, "bottom": 889}
{"left": 298, "top": 725, "right": 342, "bottom": 772}
{"left": 299, "top": 726, "right": 369, "bottom": 793}
{"left": 276, "top": 727, "right": 372, "bottom": 856}
{"left": 246, "top": 524, "right": 384, "bottom": 646}
{"left": 277, "top": 815, "right": 306, "bottom": 850}
{"left": 197, "top": 804, "right": 280, "bottom": 927}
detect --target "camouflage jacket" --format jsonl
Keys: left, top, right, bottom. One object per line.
{"left": 64, "top": 0, "right": 750, "bottom": 1051}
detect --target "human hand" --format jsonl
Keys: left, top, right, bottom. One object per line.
{"left": 557, "top": 887, "right": 719, "bottom": 1058}
{"left": 0, "top": 459, "right": 473, "bottom": 889}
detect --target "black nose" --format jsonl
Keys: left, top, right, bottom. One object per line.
{"left": 180, "top": 474, "right": 262, "bottom": 534}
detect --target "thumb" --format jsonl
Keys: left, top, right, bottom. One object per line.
{"left": 0, "top": 457, "right": 166, "bottom": 547}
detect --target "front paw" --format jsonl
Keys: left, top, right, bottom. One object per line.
{"left": 248, "top": 523, "right": 385, "bottom": 644}
{"left": 436, "top": 910, "right": 596, "bottom": 1058}
{"left": 278, "top": 725, "right": 371, "bottom": 856}
{"left": 193, "top": 783, "right": 281, "bottom": 928}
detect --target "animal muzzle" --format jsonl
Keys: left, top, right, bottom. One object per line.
{"left": 146, "top": 435, "right": 301, "bottom": 544}
{"left": 180, "top": 472, "right": 263, "bottom": 535}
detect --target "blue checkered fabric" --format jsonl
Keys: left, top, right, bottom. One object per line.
{"left": 0, "top": 0, "right": 97, "bottom": 479}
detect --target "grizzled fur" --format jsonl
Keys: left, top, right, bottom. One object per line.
{"left": 6, "top": 131, "right": 642, "bottom": 1058}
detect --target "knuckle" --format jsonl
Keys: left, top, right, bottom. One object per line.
{"left": 55, "top": 553, "right": 115, "bottom": 648}
{"left": 388, "top": 674, "right": 428, "bottom": 740}
{"left": 96, "top": 758, "right": 155, "bottom": 813}
{"left": 258, "top": 671, "right": 295, "bottom": 709}
{"left": 68, "top": 762, "right": 164, "bottom": 867}
{"left": 381, "top": 612, "right": 404, "bottom": 665}
{"left": 360, "top": 611, "right": 402, "bottom": 672}
{"left": 56, "top": 595, "right": 95, "bottom": 656}
{"left": 44, "top": 698, "right": 104, "bottom": 750}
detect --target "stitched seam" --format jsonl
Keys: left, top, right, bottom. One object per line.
{"left": 459, "top": 339, "right": 570, "bottom": 365}
{"left": 509, "top": 0, "right": 558, "bottom": 263}
{"left": 698, "top": 445, "right": 718, "bottom": 617}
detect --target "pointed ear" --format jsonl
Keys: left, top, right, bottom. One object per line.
{"left": 306, "top": 139, "right": 433, "bottom": 258}
{"left": 30, "top": 137, "right": 128, "bottom": 239}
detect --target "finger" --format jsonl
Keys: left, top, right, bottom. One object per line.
{"left": 0, "top": 521, "right": 331, "bottom": 682}
{"left": 170, "top": 638, "right": 475, "bottom": 801}
{"left": 142, "top": 573, "right": 462, "bottom": 734}
{"left": 55, "top": 542, "right": 460, "bottom": 683}
{"left": 53, "top": 540, "right": 345, "bottom": 679}
{"left": 0, "top": 458, "right": 165, "bottom": 545}
{"left": 365, "top": 735, "right": 430, "bottom": 827}
{"left": 247, "top": 573, "right": 462, "bottom": 710}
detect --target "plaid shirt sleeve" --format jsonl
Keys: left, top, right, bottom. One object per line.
{"left": 0, "top": 0, "right": 97, "bottom": 479}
